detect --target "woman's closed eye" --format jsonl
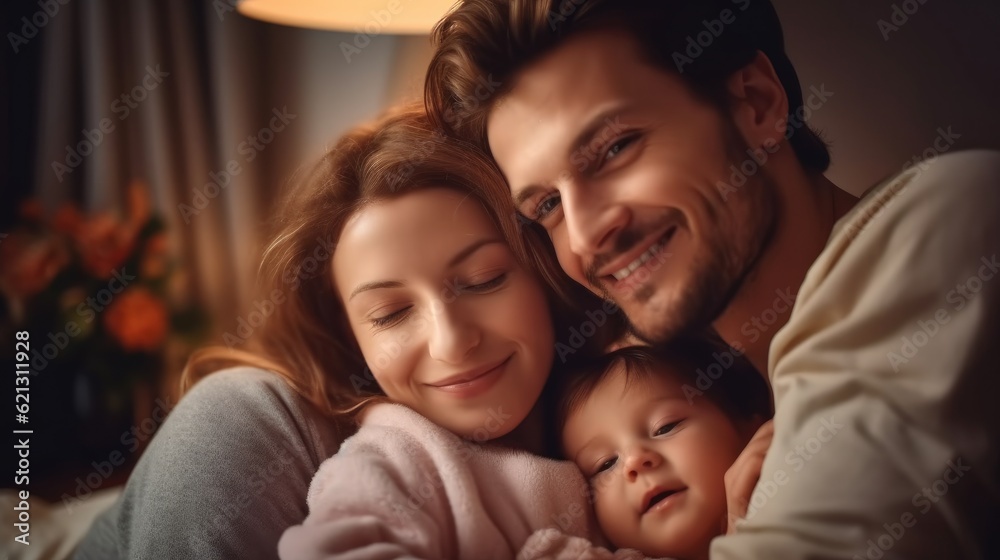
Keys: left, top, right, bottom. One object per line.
{"left": 369, "top": 306, "right": 412, "bottom": 329}
{"left": 457, "top": 272, "right": 508, "bottom": 293}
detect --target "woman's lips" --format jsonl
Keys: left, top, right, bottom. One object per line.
{"left": 426, "top": 355, "right": 511, "bottom": 397}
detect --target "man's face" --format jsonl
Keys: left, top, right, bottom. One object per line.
{"left": 487, "top": 28, "right": 776, "bottom": 343}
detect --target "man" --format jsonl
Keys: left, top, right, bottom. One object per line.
{"left": 425, "top": 0, "right": 1000, "bottom": 557}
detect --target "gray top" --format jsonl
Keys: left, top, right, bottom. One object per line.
{"left": 73, "top": 367, "right": 346, "bottom": 560}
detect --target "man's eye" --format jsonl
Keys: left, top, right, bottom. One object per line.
{"left": 654, "top": 421, "right": 680, "bottom": 437}
{"left": 602, "top": 134, "right": 638, "bottom": 164}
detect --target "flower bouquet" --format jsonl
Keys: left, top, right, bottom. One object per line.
{"left": 1, "top": 182, "right": 207, "bottom": 458}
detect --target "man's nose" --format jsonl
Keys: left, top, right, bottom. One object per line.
{"left": 561, "top": 184, "right": 628, "bottom": 260}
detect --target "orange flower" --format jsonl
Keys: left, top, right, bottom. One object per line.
{"left": 77, "top": 213, "right": 136, "bottom": 279}
{"left": 53, "top": 204, "right": 84, "bottom": 236}
{"left": 0, "top": 234, "right": 69, "bottom": 298}
{"left": 104, "top": 287, "right": 169, "bottom": 352}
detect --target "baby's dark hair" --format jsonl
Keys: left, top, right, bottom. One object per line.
{"left": 554, "top": 334, "right": 773, "bottom": 445}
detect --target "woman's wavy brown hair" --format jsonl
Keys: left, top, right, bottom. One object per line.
{"left": 180, "top": 105, "right": 624, "bottom": 428}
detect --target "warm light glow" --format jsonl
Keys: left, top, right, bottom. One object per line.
{"left": 238, "top": 0, "right": 457, "bottom": 34}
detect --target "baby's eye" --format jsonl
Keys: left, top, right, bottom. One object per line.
{"left": 595, "top": 457, "right": 617, "bottom": 475}
{"left": 653, "top": 421, "right": 680, "bottom": 437}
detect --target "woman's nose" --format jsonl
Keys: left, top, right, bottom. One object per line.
{"left": 427, "top": 304, "right": 482, "bottom": 364}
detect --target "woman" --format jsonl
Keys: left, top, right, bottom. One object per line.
{"left": 73, "top": 106, "right": 622, "bottom": 559}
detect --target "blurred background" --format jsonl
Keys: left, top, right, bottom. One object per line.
{"left": 1, "top": 0, "right": 999, "bottom": 511}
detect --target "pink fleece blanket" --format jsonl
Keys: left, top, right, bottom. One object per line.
{"left": 279, "top": 403, "right": 656, "bottom": 559}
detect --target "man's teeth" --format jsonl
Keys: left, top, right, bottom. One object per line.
{"left": 612, "top": 241, "right": 664, "bottom": 281}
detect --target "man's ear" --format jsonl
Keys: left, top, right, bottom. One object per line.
{"left": 738, "top": 413, "right": 767, "bottom": 442}
{"left": 725, "top": 51, "right": 789, "bottom": 150}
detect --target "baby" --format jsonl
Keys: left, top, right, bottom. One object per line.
{"left": 525, "top": 338, "right": 773, "bottom": 560}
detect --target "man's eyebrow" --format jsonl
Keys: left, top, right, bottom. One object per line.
{"left": 347, "top": 238, "right": 503, "bottom": 301}
{"left": 511, "top": 102, "right": 633, "bottom": 210}
{"left": 568, "top": 102, "right": 632, "bottom": 161}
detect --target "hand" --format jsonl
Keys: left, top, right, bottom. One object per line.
{"left": 723, "top": 420, "right": 774, "bottom": 534}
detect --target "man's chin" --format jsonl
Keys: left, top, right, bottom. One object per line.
{"left": 619, "top": 282, "right": 715, "bottom": 345}
{"left": 618, "top": 296, "right": 683, "bottom": 346}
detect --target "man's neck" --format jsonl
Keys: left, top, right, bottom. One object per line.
{"left": 713, "top": 169, "right": 858, "bottom": 374}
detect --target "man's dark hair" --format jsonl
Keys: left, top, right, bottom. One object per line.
{"left": 426, "top": 0, "right": 830, "bottom": 172}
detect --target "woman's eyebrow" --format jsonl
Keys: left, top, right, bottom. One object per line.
{"left": 348, "top": 280, "right": 404, "bottom": 301}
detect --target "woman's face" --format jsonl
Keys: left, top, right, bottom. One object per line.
{"left": 333, "top": 187, "right": 555, "bottom": 439}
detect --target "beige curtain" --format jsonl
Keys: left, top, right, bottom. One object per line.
{"left": 31, "top": 0, "right": 432, "bottom": 396}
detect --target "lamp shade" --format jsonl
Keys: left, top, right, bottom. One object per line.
{"left": 238, "top": 0, "right": 457, "bottom": 34}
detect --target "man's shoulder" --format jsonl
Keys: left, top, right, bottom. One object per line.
{"left": 833, "top": 150, "right": 999, "bottom": 250}
{"left": 862, "top": 150, "right": 997, "bottom": 222}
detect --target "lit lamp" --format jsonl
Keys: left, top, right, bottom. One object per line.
{"left": 237, "top": 0, "right": 458, "bottom": 34}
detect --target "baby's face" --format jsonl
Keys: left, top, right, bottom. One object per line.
{"left": 562, "top": 364, "right": 750, "bottom": 559}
